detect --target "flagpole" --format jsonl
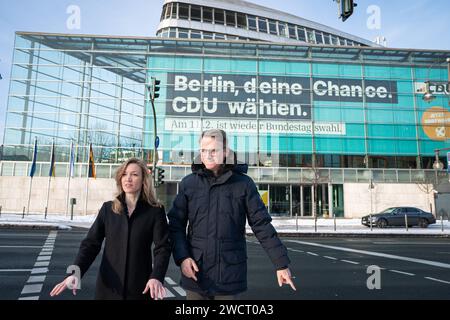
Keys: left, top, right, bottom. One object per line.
{"left": 84, "top": 143, "right": 90, "bottom": 216}
{"left": 65, "top": 140, "right": 74, "bottom": 216}
{"left": 45, "top": 139, "right": 55, "bottom": 219}
{"left": 26, "top": 176, "right": 33, "bottom": 217}
{"left": 26, "top": 137, "right": 38, "bottom": 217}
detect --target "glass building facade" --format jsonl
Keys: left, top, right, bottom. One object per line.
{"left": 1, "top": 32, "right": 449, "bottom": 216}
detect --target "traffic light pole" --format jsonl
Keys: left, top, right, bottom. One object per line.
{"left": 150, "top": 97, "right": 158, "bottom": 187}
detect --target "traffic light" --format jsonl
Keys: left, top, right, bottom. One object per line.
{"left": 340, "top": 0, "right": 357, "bottom": 22}
{"left": 157, "top": 167, "right": 165, "bottom": 185}
{"left": 150, "top": 77, "right": 160, "bottom": 100}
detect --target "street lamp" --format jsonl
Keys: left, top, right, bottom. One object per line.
{"left": 422, "top": 58, "right": 450, "bottom": 105}
{"left": 433, "top": 147, "right": 450, "bottom": 170}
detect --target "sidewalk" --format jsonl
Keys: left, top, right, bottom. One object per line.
{"left": 1, "top": 212, "right": 449, "bottom": 237}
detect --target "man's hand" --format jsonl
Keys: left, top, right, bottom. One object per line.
{"left": 50, "top": 275, "right": 79, "bottom": 297}
{"left": 143, "top": 278, "right": 166, "bottom": 300}
{"left": 277, "top": 268, "right": 296, "bottom": 291}
{"left": 181, "top": 258, "right": 199, "bottom": 281}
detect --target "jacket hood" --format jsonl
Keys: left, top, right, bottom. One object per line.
{"left": 191, "top": 150, "right": 248, "bottom": 175}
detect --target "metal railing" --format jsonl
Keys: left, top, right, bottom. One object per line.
{"left": 0, "top": 161, "right": 447, "bottom": 185}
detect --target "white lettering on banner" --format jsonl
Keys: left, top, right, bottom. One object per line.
{"left": 164, "top": 117, "right": 346, "bottom": 135}
{"left": 172, "top": 97, "right": 218, "bottom": 113}
{"left": 313, "top": 80, "right": 392, "bottom": 99}
{"left": 175, "top": 75, "right": 236, "bottom": 93}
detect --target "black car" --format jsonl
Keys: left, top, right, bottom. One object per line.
{"left": 361, "top": 207, "right": 436, "bottom": 228}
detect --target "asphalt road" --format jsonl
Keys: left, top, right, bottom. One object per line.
{"left": 0, "top": 228, "right": 449, "bottom": 300}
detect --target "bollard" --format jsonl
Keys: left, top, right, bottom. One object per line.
{"left": 370, "top": 214, "right": 373, "bottom": 231}
{"left": 441, "top": 215, "right": 444, "bottom": 232}
{"left": 22, "top": 206, "right": 25, "bottom": 219}
{"left": 71, "top": 202, "right": 74, "bottom": 221}
{"left": 314, "top": 215, "right": 317, "bottom": 233}
{"left": 0, "top": 205, "right": 2, "bottom": 218}
{"left": 333, "top": 214, "right": 336, "bottom": 232}
{"left": 44, "top": 207, "right": 48, "bottom": 220}
{"left": 404, "top": 214, "right": 408, "bottom": 232}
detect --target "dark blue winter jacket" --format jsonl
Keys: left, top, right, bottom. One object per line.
{"left": 168, "top": 154, "right": 290, "bottom": 296}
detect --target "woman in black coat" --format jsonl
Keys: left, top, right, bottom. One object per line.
{"left": 50, "top": 158, "right": 171, "bottom": 300}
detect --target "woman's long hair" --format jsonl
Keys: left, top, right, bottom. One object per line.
{"left": 112, "top": 158, "right": 160, "bottom": 214}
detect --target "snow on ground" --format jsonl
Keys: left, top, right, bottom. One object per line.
{"left": 1, "top": 213, "right": 449, "bottom": 235}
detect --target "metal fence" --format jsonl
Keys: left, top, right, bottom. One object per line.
{"left": 0, "top": 161, "right": 447, "bottom": 185}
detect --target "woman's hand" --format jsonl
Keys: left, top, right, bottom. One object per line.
{"left": 50, "top": 275, "right": 79, "bottom": 297}
{"left": 143, "top": 278, "right": 166, "bottom": 300}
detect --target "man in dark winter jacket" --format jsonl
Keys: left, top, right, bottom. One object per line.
{"left": 168, "top": 129, "right": 296, "bottom": 300}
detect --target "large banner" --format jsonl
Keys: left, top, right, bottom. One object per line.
{"left": 165, "top": 72, "right": 398, "bottom": 120}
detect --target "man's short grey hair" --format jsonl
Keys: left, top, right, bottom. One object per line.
{"left": 199, "top": 129, "right": 228, "bottom": 148}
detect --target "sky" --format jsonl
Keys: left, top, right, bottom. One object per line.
{"left": 0, "top": 0, "right": 449, "bottom": 143}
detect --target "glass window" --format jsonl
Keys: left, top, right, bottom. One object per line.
{"left": 179, "top": 4, "right": 189, "bottom": 19}
{"left": 297, "top": 26, "right": 306, "bottom": 41}
{"left": 347, "top": 40, "right": 354, "bottom": 46}
{"left": 330, "top": 35, "right": 339, "bottom": 45}
{"left": 288, "top": 24, "right": 297, "bottom": 39}
{"left": 171, "top": 3, "right": 177, "bottom": 18}
{"left": 278, "top": 22, "right": 287, "bottom": 37}
{"left": 191, "top": 5, "right": 201, "bottom": 21}
{"left": 203, "top": 32, "right": 213, "bottom": 39}
{"left": 316, "top": 32, "right": 324, "bottom": 44}
{"left": 190, "top": 30, "right": 201, "bottom": 39}
{"left": 248, "top": 15, "right": 257, "bottom": 31}
{"left": 226, "top": 11, "right": 236, "bottom": 27}
{"left": 165, "top": 3, "right": 172, "bottom": 19}
{"left": 236, "top": 13, "right": 246, "bottom": 28}
{"left": 306, "top": 29, "right": 315, "bottom": 43}
{"left": 258, "top": 17, "right": 267, "bottom": 33}
{"left": 215, "top": 33, "right": 225, "bottom": 40}
{"left": 169, "top": 28, "right": 177, "bottom": 38}
{"left": 214, "top": 9, "right": 224, "bottom": 24}
{"left": 178, "top": 28, "right": 189, "bottom": 38}
{"left": 322, "top": 33, "right": 331, "bottom": 44}
{"left": 268, "top": 20, "right": 277, "bottom": 35}
{"left": 203, "top": 7, "right": 212, "bottom": 23}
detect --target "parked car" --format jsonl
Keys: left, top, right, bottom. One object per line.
{"left": 361, "top": 207, "right": 436, "bottom": 228}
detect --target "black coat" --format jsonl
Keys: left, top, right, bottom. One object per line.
{"left": 73, "top": 198, "right": 171, "bottom": 300}
{"left": 168, "top": 156, "right": 290, "bottom": 296}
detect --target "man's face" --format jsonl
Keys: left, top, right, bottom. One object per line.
{"left": 200, "top": 136, "right": 228, "bottom": 172}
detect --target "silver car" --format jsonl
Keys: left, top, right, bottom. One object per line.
{"left": 361, "top": 207, "right": 436, "bottom": 228}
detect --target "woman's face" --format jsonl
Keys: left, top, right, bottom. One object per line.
{"left": 121, "top": 163, "right": 143, "bottom": 195}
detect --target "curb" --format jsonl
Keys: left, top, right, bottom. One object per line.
{"left": 247, "top": 232, "right": 450, "bottom": 238}
{"left": 0, "top": 223, "right": 71, "bottom": 231}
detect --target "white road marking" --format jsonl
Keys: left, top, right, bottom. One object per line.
{"left": 164, "top": 288, "right": 175, "bottom": 298}
{"left": 31, "top": 267, "right": 49, "bottom": 274}
{"left": 21, "top": 284, "right": 43, "bottom": 295}
{"left": 286, "top": 240, "right": 450, "bottom": 269}
{"left": 324, "top": 256, "right": 338, "bottom": 260}
{"left": 173, "top": 286, "right": 186, "bottom": 296}
{"left": 27, "top": 275, "right": 46, "bottom": 283}
{"left": 19, "top": 231, "right": 57, "bottom": 300}
{"left": 289, "top": 249, "right": 304, "bottom": 253}
{"left": 341, "top": 260, "right": 359, "bottom": 265}
{"left": 37, "top": 256, "right": 51, "bottom": 261}
{"left": 164, "top": 277, "right": 176, "bottom": 285}
{"left": 0, "top": 269, "right": 32, "bottom": 272}
{"left": 389, "top": 270, "right": 415, "bottom": 276}
{"left": 0, "top": 246, "right": 42, "bottom": 248}
{"left": 425, "top": 277, "right": 450, "bottom": 285}
{"left": 307, "top": 252, "right": 319, "bottom": 256}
